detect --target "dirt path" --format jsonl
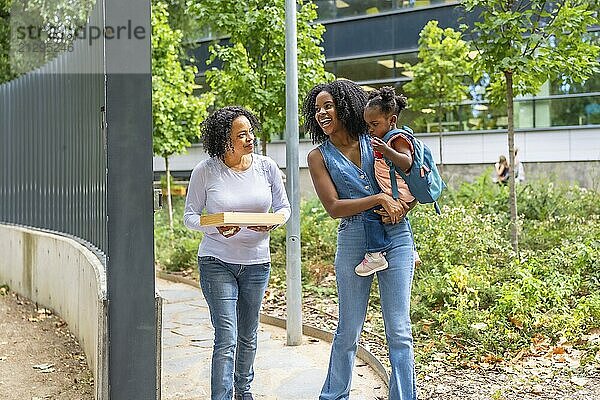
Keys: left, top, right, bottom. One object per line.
{"left": 0, "top": 289, "right": 93, "bottom": 400}
{"left": 417, "top": 361, "right": 599, "bottom": 400}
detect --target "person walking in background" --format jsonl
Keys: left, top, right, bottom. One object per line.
{"left": 303, "top": 79, "right": 418, "bottom": 400}
{"left": 357, "top": 86, "right": 421, "bottom": 276}
{"left": 514, "top": 147, "right": 526, "bottom": 183}
{"left": 495, "top": 155, "right": 510, "bottom": 185}
{"left": 183, "top": 106, "right": 290, "bottom": 400}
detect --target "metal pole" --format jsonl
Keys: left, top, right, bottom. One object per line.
{"left": 284, "top": 0, "right": 302, "bottom": 346}
{"left": 105, "top": 0, "right": 157, "bottom": 398}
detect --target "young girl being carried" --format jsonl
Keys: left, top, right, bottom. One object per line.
{"left": 355, "top": 86, "right": 421, "bottom": 276}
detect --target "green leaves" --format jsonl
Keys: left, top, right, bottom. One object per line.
{"left": 151, "top": 1, "right": 213, "bottom": 158}
{"left": 403, "top": 21, "right": 471, "bottom": 123}
{"left": 0, "top": 0, "right": 13, "bottom": 83}
{"left": 402, "top": 20, "right": 471, "bottom": 165}
{"left": 1, "top": 0, "right": 95, "bottom": 81}
{"left": 461, "top": 0, "right": 600, "bottom": 253}
{"left": 462, "top": 0, "right": 600, "bottom": 101}
{"left": 155, "top": 173, "right": 600, "bottom": 364}
{"left": 192, "top": 0, "right": 333, "bottom": 150}
{"left": 410, "top": 177, "right": 600, "bottom": 362}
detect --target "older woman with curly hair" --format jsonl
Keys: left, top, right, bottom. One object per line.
{"left": 303, "top": 80, "right": 418, "bottom": 400}
{"left": 184, "top": 106, "right": 290, "bottom": 400}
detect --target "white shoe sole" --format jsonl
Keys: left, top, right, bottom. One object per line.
{"left": 355, "top": 264, "right": 389, "bottom": 277}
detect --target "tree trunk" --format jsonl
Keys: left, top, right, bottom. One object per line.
{"left": 164, "top": 156, "right": 174, "bottom": 230}
{"left": 261, "top": 137, "right": 267, "bottom": 156}
{"left": 259, "top": 112, "right": 268, "bottom": 155}
{"left": 504, "top": 70, "right": 518, "bottom": 254}
{"left": 437, "top": 102, "right": 444, "bottom": 174}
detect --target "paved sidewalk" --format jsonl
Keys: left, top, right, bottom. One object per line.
{"left": 157, "top": 278, "right": 387, "bottom": 400}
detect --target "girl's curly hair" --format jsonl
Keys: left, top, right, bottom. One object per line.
{"left": 201, "top": 106, "right": 261, "bottom": 159}
{"left": 302, "top": 79, "right": 368, "bottom": 144}
{"left": 365, "top": 86, "right": 408, "bottom": 117}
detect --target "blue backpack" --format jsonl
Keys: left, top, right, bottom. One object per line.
{"left": 382, "top": 126, "right": 446, "bottom": 214}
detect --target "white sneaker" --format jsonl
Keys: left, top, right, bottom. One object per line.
{"left": 355, "top": 252, "right": 389, "bottom": 276}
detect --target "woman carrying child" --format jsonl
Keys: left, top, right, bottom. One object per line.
{"left": 303, "top": 79, "right": 418, "bottom": 400}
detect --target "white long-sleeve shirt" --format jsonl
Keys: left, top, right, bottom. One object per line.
{"left": 184, "top": 154, "right": 291, "bottom": 264}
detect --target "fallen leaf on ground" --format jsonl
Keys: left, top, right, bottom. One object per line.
{"left": 509, "top": 316, "right": 523, "bottom": 329}
{"left": 531, "top": 384, "right": 543, "bottom": 394}
{"left": 33, "top": 363, "right": 54, "bottom": 372}
{"left": 571, "top": 376, "right": 588, "bottom": 386}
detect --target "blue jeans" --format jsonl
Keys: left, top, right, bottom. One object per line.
{"left": 320, "top": 216, "right": 417, "bottom": 400}
{"left": 199, "top": 256, "right": 270, "bottom": 400}
{"left": 363, "top": 208, "right": 391, "bottom": 253}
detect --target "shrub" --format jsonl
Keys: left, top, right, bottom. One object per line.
{"left": 407, "top": 176, "right": 600, "bottom": 361}
{"left": 270, "top": 197, "right": 338, "bottom": 292}
{"left": 153, "top": 174, "right": 600, "bottom": 364}
{"left": 154, "top": 196, "right": 203, "bottom": 272}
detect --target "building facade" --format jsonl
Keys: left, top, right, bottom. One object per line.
{"left": 314, "top": 1, "right": 599, "bottom": 135}
{"left": 157, "top": 1, "right": 600, "bottom": 190}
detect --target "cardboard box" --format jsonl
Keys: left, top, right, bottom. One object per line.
{"left": 200, "top": 212, "right": 286, "bottom": 227}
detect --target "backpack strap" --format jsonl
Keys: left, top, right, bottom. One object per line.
{"left": 382, "top": 127, "right": 411, "bottom": 201}
{"left": 389, "top": 164, "right": 399, "bottom": 200}
{"left": 394, "top": 128, "right": 425, "bottom": 182}
{"left": 382, "top": 128, "right": 407, "bottom": 145}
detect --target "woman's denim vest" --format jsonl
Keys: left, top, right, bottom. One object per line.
{"left": 318, "top": 134, "right": 380, "bottom": 204}
{"left": 318, "top": 134, "right": 392, "bottom": 253}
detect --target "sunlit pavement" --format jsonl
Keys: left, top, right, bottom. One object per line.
{"left": 157, "top": 278, "right": 387, "bottom": 400}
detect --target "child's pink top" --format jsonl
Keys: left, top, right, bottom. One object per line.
{"left": 373, "top": 133, "right": 416, "bottom": 203}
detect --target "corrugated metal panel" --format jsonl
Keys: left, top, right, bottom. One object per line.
{"left": 0, "top": 1, "right": 107, "bottom": 254}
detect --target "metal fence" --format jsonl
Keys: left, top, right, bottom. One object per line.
{"left": 0, "top": 3, "right": 106, "bottom": 253}
{"left": 0, "top": 1, "right": 157, "bottom": 399}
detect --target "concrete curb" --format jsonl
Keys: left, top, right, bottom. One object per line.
{"left": 155, "top": 269, "right": 390, "bottom": 387}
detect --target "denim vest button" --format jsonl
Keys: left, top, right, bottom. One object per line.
{"left": 318, "top": 134, "right": 376, "bottom": 200}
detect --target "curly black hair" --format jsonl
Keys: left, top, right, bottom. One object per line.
{"left": 365, "top": 86, "right": 408, "bottom": 117}
{"left": 201, "top": 106, "right": 261, "bottom": 159}
{"left": 301, "top": 79, "right": 368, "bottom": 144}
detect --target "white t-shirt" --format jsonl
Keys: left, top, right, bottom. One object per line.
{"left": 183, "top": 154, "right": 291, "bottom": 264}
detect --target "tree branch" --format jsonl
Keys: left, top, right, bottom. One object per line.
{"left": 524, "top": 0, "right": 564, "bottom": 58}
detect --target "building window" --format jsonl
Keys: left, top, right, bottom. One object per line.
{"left": 336, "top": 56, "right": 394, "bottom": 81}
{"left": 193, "top": 75, "right": 207, "bottom": 97}
{"left": 550, "top": 74, "right": 600, "bottom": 95}
{"left": 313, "top": 0, "right": 394, "bottom": 19}
{"left": 313, "top": 0, "right": 457, "bottom": 20}
{"left": 404, "top": 94, "right": 600, "bottom": 133}
{"left": 328, "top": 52, "right": 417, "bottom": 82}
{"left": 549, "top": 96, "right": 600, "bottom": 126}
